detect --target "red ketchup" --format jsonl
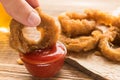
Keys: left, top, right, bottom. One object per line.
{"left": 20, "top": 42, "right": 67, "bottom": 78}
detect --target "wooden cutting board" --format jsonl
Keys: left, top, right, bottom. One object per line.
{"left": 65, "top": 51, "right": 120, "bottom": 80}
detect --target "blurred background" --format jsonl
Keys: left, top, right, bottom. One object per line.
{"left": 0, "top": 0, "right": 120, "bottom": 29}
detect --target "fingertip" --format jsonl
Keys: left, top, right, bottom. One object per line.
{"left": 1, "top": 0, "right": 41, "bottom": 27}
{"left": 27, "top": 11, "right": 41, "bottom": 27}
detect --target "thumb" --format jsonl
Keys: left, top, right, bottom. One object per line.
{"left": 0, "top": 0, "right": 41, "bottom": 26}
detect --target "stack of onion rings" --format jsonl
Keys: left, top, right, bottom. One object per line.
{"left": 58, "top": 11, "right": 102, "bottom": 52}
{"left": 59, "top": 9, "right": 120, "bottom": 62}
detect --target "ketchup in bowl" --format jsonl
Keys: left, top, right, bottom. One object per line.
{"left": 20, "top": 42, "right": 67, "bottom": 78}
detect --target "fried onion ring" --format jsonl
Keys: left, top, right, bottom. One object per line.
{"left": 60, "top": 30, "right": 102, "bottom": 52}
{"left": 10, "top": 7, "right": 60, "bottom": 53}
{"left": 58, "top": 12, "right": 104, "bottom": 52}
{"left": 58, "top": 12, "right": 96, "bottom": 37}
{"left": 99, "top": 26, "right": 120, "bottom": 61}
{"left": 85, "top": 9, "right": 116, "bottom": 26}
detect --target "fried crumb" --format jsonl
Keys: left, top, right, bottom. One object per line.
{"left": 17, "top": 58, "right": 24, "bottom": 65}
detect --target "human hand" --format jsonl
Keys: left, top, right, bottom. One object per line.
{"left": 0, "top": 0, "right": 41, "bottom": 26}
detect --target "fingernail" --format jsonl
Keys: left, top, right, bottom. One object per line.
{"left": 27, "top": 12, "right": 40, "bottom": 26}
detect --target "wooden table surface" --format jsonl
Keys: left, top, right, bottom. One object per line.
{"left": 1, "top": 0, "right": 120, "bottom": 80}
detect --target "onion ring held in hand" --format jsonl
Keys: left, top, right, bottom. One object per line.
{"left": 10, "top": 7, "right": 60, "bottom": 53}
